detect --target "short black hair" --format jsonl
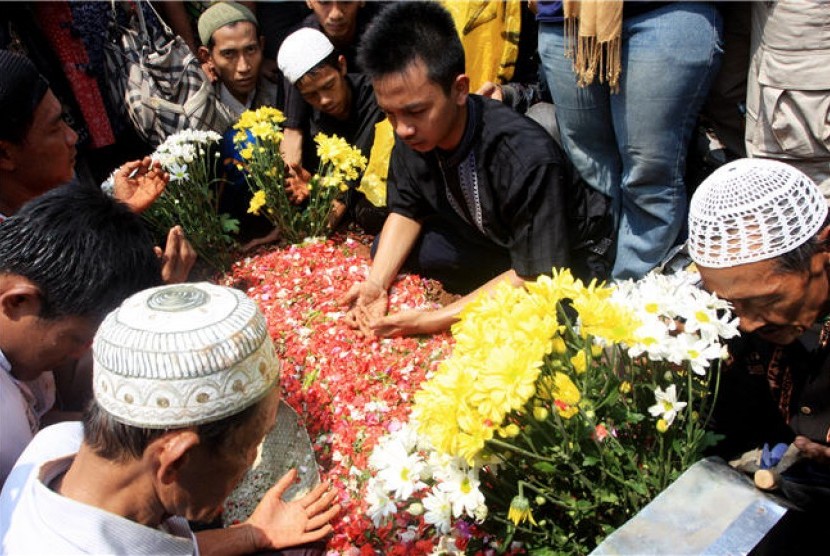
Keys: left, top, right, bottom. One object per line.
{"left": 773, "top": 213, "right": 830, "bottom": 274}
{"left": 297, "top": 50, "right": 342, "bottom": 87}
{"left": 357, "top": 1, "right": 464, "bottom": 94}
{"left": 82, "top": 396, "right": 264, "bottom": 462}
{"left": 0, "top": 50, "right": 50, "bottom": 144}
{"left": 0, "top": 184, "right": 162, "bottom": 320}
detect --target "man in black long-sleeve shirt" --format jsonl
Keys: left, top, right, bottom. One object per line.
{"left": 340, "top": 2, "right": 571, "bottom": 338}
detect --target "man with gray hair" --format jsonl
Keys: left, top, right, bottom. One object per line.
{"left": 0, "top": 282, "right": 338, "bottom": 554}
{"left": 687, "top": 159, "right": 829, "bottom": 532}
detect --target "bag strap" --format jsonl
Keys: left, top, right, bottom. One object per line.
{"left": 139, "top": 0, "right": 173, "bottom": 37}
{"left": 109, "top": 0, "right": 173, "bottom": 41}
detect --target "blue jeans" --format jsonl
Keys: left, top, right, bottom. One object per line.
{"left": 539, "top": 3, "right": 723, "bottom": 279}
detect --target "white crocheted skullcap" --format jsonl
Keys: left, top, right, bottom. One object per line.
{"left": 278, "top": 27, "right": 335, "bottom": 85}
{"left": 93, "top": 282, "right": 280, "bottom": 429}
{"left": 688, "top": 158, "right": 828, "bottom": 268}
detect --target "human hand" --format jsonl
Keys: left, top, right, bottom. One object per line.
{"left": 475, "top": 81, "right": 503, "bottom": 102}
{"left": 794, "top": 435, "right": 830, "bottom": 466}
{"left": 154, "top": 226, "right": 197, "bottom": 284}
{"left": 247, "top": 469, "right": 340, "bottom": 551}
{"left": 240, "top": 227, "right": 281, "bottom": 252}
{"left": 327, "top": 199, "right": 347, "bottom": 231}
{"left": 285, "top": 167, "right": 311, "bottom": 204}
{"left": 369, "top": 309, "right": 439, "bottom": 337}
{"left": 113, "top": 157, "right": 168, "bottom": 213}
{"left": 339, "top": 280, "right": 389, "bottom": 336}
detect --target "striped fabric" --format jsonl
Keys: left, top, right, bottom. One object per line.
{"left": 103, "top": 2, "right": 230, "bottom": 147}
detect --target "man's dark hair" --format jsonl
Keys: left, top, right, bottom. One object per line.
{"left": 0, "top": 184, "right": 162, "bottom": 320}
{"left": 357, "top": 1, "right": 464, "bottom": 94}
{"left": 297, "top": 50, "right": 342, "bottom": 87}
{"left": 82, "top": 396, "right": 264, "bottom": 461}
{"left": 774, "top": 213, "right": 830, "bottom": 274}
{"left": 0, "top": 50, "right": 50, "bottom": 144}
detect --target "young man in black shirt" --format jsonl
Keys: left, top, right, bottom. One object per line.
{"left": 340, "top": 1, "right": 571, "bottom": 338}
{"left": 278, "top": 27, "right": 388, "bottom": 235}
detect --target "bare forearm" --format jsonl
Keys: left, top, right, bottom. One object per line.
{"left": 427, "top": 269, "right": 525, "bottom": 326}
{"left": 368, "top": 213, "right": 422, "bottom": 289}
{"left": 195, "top": 524, "right": 259, "bottom": 556}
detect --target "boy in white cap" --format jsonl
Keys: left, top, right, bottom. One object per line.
{"left": 277, "top": 27, "right": 388, "bottom": 235}
{"left": 688, "top": 159, "right": 829, "bottom": 522}
{"left": 0, "top": 282, "right": 338, "bottom": 554}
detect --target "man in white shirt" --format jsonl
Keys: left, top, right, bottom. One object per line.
{"left": 1, "top": 282, "right": 338, "bottom": 554}
{"left": 0, "top": 185, "right": 163, "bottom": 485}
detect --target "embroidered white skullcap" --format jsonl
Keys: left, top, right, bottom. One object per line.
{"left": 93, "top": 283, "right": 280, "bottom": 429}
{"left": 278, "top": 28, "right": 335, "bottom": 85}
{"left": 688, "top": 158, "right": 828, "bottom": 268}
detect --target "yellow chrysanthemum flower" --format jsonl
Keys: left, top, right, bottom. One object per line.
{"left": 570, "top": 350, "right": 587, "bottom": 374}
{"left": 247, "top": 190, "right": 266, "bottom": 215}
{"left": 250, "top": 121, "right": 273, "bottom": 140}
{"left": 507, "top": 495, "right": 537, "bottom": 526}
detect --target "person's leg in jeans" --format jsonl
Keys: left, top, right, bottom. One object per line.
{"left": 539, "top": 3, "right": 722, "bottom": 279}
{"left": 537, "top": 25, "right": 622, "bottom": 222}
{"left": 611, "top": 2, "right": 723, "bottom": 279}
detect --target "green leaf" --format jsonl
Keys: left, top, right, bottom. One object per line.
{"left": 302, "top": 366, "right": 319, "bottom": 389}
{"left": 582, "top": 455, "right": 599, "bottom": 467}
{"left": 532, "top": 462, "right": 557, "bottom": 474}
{"left": 220, "top": 214, "right": 240, "bottom": 234}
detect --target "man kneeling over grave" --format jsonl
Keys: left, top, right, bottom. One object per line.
{"left": 0, "top": 282, "right": 338, "bottom": 554}
{"left": 688, "top": 159, "right": 829, "bottom": 546}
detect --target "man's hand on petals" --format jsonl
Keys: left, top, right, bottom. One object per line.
{"left": 339, "top": 281, "right": 389, "bottom": 335}
{"left": 246, "top": 469, "right": 340, "bottom": 551}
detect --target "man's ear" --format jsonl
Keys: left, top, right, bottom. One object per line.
{"left": 337, "top": 54, "right": 348, "bottom": 76}
{"left": 453, "top": 74, "right": 470, "bottom": 106}
{"left": 197, "top": 45, "right": 212, "bottom": 65}
{"left": 0, "top": 281, "right": 43, "bottom": 321}
{"left": 156, "top": 430, "right": 200, "bottom": 485}
{"left": 819, "top": 225, "right": 830, "bottom": 249}
{"left": 0, "top": 139, "right": 18, "bottom": 172}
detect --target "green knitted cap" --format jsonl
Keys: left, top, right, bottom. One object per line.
{"left": 198, "top": 2, "right": 258, "bottom": 46}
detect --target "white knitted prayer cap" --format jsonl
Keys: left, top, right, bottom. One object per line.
{"left": 688, "top": 158, "right": 828, "bottom": 268}
{"left": 278, "top": 27, "right": 335, "bottom": 85}
{"left": 93, "top": 283, "right": 280, "bottom": 429}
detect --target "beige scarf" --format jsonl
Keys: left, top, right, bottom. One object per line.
{"left": 563, "top": 0, "right": 623, "bottom": 92}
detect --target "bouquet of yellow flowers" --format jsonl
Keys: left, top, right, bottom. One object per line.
{"left": 233, "top": 107, "right": 367, "bottom": 243}
{"left": 366, "top": 269, "right": 740, "bottom": 554}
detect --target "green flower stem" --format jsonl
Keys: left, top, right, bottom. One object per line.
{"left": 488, "top": 438, "right": 558, "bottom": 463}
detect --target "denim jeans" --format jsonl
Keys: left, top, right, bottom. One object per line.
{"left": 538, "top": 2, "right": 723, "bottom": 279}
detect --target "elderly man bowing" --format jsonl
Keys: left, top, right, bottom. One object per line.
{"left": 0, "top": 282, "right": 338, "bottom": 555}
{"left": 687, "top": 159, "right": 829, "bottom": 536}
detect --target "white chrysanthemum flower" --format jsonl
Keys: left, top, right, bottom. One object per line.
{"left": 648, "top": 384, "right": 687, "bottom": 426}
{"left": 366, "top": 480, "right": 397, "bottom": 527}
{"left": 665, "top": 333, "right": 725, "bottom": 375}
{"left": 422, "top": 488, "right": 453, "bottom": 534}
{"left": 436, "top": 465, "right": 485, "bottom": 519}
{"left": 375, "top": 439, "right": 428, "bottom": 501}
{"left": 168, "top": 163, "right": 189, "bottom": 182}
